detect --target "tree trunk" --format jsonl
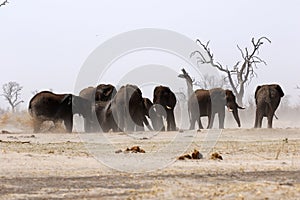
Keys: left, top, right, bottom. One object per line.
{"left": 178, "top": 68, "right": 194, "bottom": 99}
{"left": 236, "top": 93, "right": 243, "bottom": 107}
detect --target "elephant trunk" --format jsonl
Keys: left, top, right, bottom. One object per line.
{"left": 166, "top": 109, "right": 176, "bottom": 131}
{"left": 232, "top": 108, "right": 241, "bottom": 127}
{"left": 149, "top": 105, "right": 165, "bottom": 131}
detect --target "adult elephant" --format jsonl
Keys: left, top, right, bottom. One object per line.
{"left": 254, "top": 84, "right": 284, "bottom": 128}
{"left": 95, "top": 100, "right": 119, "bottom": 132}
{"left": 28, "top": 91, "right": 92, "bottom": 133}
{"left": 79, "top": 84, "right": 116, "bottom": 132}
{"left": 188, "top": 88, "right": 244, "bottom": 129}
{"left": 152, "top": 85, "right": 177, "bottom": 131}
{"left": 111, "top": 84, "right": 152, "bottom": 132}
{"left": 79, "top": 84, "right": 116, "bottom": 102}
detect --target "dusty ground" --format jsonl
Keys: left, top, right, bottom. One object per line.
{"left": 0, "top": 128, "right": 299, "bottom": 199}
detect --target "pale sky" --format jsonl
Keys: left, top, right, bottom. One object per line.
{"left": 1, "top": 0, "right": 300, "bottom": 110}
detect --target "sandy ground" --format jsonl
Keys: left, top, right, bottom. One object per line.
{"left": 0, "top": 128, "right": 299, "bottom": 199}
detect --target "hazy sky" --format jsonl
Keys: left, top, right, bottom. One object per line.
{"left": 1, "top": 0, "right": 300, "bottom": 110}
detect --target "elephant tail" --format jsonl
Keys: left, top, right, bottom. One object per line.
{"left": 28, "top": 103, "right": 33, "bottom": 116}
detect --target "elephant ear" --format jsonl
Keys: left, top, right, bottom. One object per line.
{"left": 210, "top": 88, "right": 226, "bottom": 105}
{"left": 61, "top": 94, "right": 72, "bottom": 106}
{"left": 275, "top": 85, "right": 284, "bottom": 97}
{"left": 254, "top": 86, "right": 262, "bottom": 105}
{"left": 105, "top": 87, "right": 114, "bottom": 97}
{"left": 225, "top": 90, "right": 234, "bottom": 101}
{"left": 153, "top": 87, "right": 159, "bottom": 103}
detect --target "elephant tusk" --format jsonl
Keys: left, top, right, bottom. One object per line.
{"left": 227, "top": 108, "right": 233, "bottom": 112}
{"left": 166, "top": 105, "right": 172, "bottom": 110}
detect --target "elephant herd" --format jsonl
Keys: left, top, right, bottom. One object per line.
{"left": 28, "top": 83, "right": 284, "bottom": 133}
{"left": 28, "top": 84, "right": 177, "bottom": 133}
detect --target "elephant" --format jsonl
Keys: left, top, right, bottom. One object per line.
{"left": 79, "top": 84, "right": 116, "bottom": 102}
{"left": 95, "top": 100, "right": 119, "bottom": 132}
{"left": 110, "top": 84, "right": 152, "bottom": 132}
{"left": 79, "top": 84, "right": 116, "bottom": 132}
{"left": 142, "top": 97, "right": 166, "bottom": 132}
{"left": 188, "top": 88, "right": 244, "bottom": 129}
{"left": 152, "top": 85, "right": 177, "bottom": 131}
{"left": 254, "top": 84, "right": 284, "bottom": 128}
{"left": 28, "top": 91, "right": 92, "bottom": 133}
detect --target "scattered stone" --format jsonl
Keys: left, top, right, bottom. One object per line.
{"left": 1, "top": 130, "right": 11, "bottom": 134}
{"left": 178, "top": 149, "right": 203, "bottom": 160}
{"left": 178, "top": 129, "right": 184, "bottom": 133}
{"left": 210, "top": 152, "right": 223, "bottom": 160}
{"left": 48, "top": 150, "right": 54, "bottom": 154}
{"left": 178, "top": 154, "right": 192, "bottom": 160}
{"left": 192, "top": 149, "right": 203, "bottom": 159}
{"left": 279, "top": 182, "right": 294, "bottom": 186}
{"left": 115, "top": 149, "right": 122, "bottom": 154}
{"left": 121, "top": 146, "right": 146, "bottom": 153}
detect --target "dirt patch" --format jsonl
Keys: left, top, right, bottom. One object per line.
{"left": 0, "top": 128, "right": 299, "bottom": 199}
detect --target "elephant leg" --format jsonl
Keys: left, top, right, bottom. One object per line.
{"left": 207, "top": 113, "right": 215, "bottom": 129}
{"left": 218, "top": 110, "right": 225, "bottom": 129}
{"left": 267, "top": 114, "right": 274, "bottom": 128}
{"left": 90, "top": 114, "right": 100, "bottom": 132}
{"left": 157, "top": 116, "right": 165, "bottom": 131}
{"left": 33, "top": 119, "right": 43, "bottom": 133}
{"left": 134, "top": 116, "right": 145, "bottom": 131}
{"left": 189, "top": 116, "right": 195, "bottom": 130}
{"left": 64, "top": 116, "right": 73, "bottom": 133}
{"left": 254, "top": 109, "right": 263, "bottom": 128}
{"left": 84, "top": 118, "right": 91, "bottom": 132}
{"left": 189, "top": 117, "right": 196, "bottom": 130}
{"left": 136, "top": 125, "right": 145, "bottom": 131}
{"left": 197, "top": 117, "right": 204, "bottom": 129}
{"left": 189, "top": 111, "right": 199, "bottom": 130}
{"left": 125, "top": 115, "right": 135, "bottom": 132}
{"left": 116, "top": 108, "right": 124, "bottom": 132}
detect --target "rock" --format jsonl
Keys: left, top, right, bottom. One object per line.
{"left": 192, "top": 149, "right": 203, "bottom": 159}
{"left": 124, "top": 146, "right": 146, "bottom": 153}
{"left": 115, "top": 149, "right": 122, "bottom": 154}
{"left": 1, "top": 130, "right": 11, "bottom": 134}
{"left": 210, "top": 152, "right": 223, "bottom": 160}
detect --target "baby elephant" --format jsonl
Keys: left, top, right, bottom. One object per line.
{"left": 254, "top": 84, "right": 284, "bottom": 128}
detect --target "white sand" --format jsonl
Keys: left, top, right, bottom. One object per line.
{"left": 0, "top": 128, "right": 299, "bottom": 199}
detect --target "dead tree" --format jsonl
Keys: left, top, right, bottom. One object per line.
{"left": 178, "top": 68, "right": 228, "bottom": 98}
{"left": 2, "top": 81, "right": 24, "bottom": 112}
{"left": 178, "top": 68, "right": 194, "bottom": 98}
{"left": 191, "top": 37, "right": 271, "bottom": 106}
{"left": 194, "top": 74, "right": 228, "bottom": 89}
{"left": 0, "top": 0, "right": 9, "bottom": 7}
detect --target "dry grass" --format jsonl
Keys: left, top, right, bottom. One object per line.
{"left": 0, "top": 111, "right": 33, "bottom": 131}
{"left": 0, "top": 111, "right": 67, "bottom": 133}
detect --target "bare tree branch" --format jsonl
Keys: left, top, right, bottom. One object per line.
{"left": 178, "top": 68, "right": 194, "bottom": 98}
{"left": 0, "top": 0, "right": 9, "bottom": 7}
{"left": 191, "top": 40, "right": 228, "bottom": 73}
{"left": 191, "top": 37, "right": 271, "bottom": 105}
{"left": 2, "top": 81, "right": 24, "bottom": 112}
